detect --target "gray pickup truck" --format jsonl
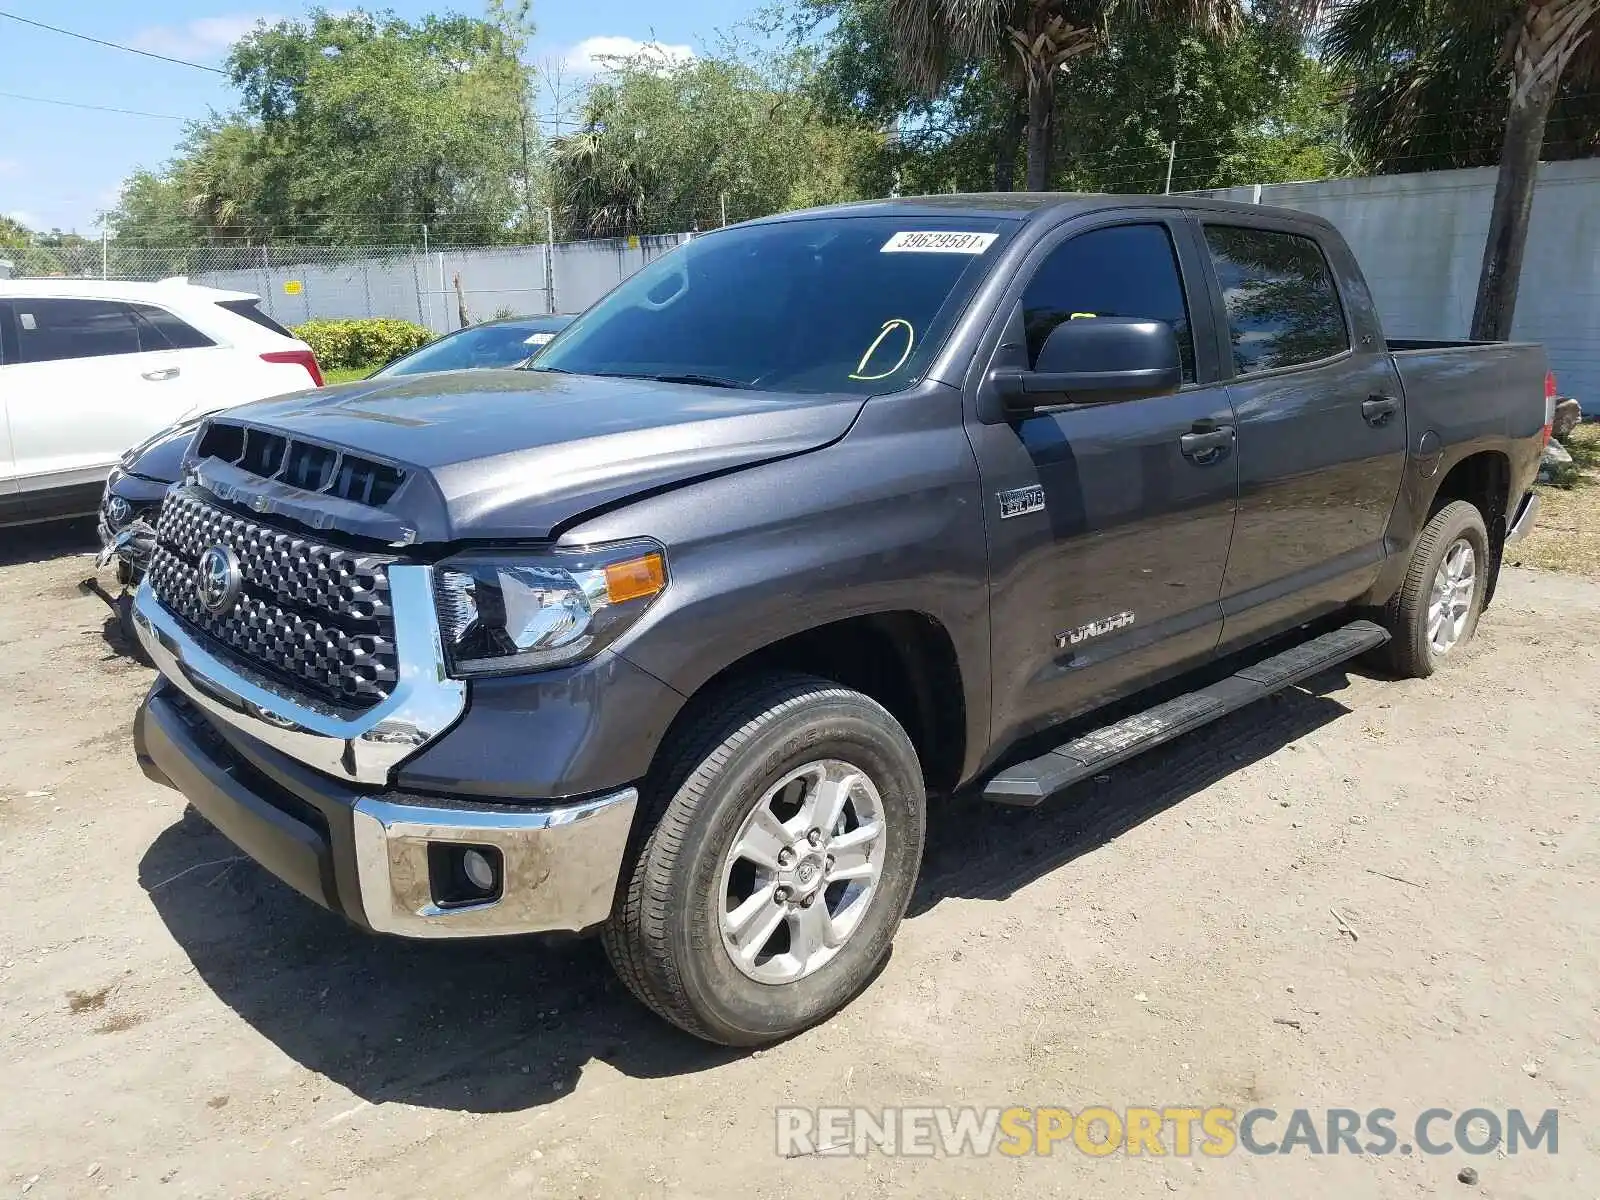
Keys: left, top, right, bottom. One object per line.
{"left": 130, "top": 194, "right": 1552, "bottom": 1045}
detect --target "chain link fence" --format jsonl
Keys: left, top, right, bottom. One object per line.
{"left": 2, "top": 233, "right": 692, "bottom": 334}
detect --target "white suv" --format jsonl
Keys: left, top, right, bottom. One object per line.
{"left": 0, "top": 278, "right": 323, "bottom": 526}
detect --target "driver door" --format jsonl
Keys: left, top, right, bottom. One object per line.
{"left": 965, "top": 215, "right": 1240, "bottom": 751}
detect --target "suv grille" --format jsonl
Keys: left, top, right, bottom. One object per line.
{"left": 147, "top": 489, "right": 399, "bottom": 706}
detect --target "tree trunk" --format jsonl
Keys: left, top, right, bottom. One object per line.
{"left": 1470, "top": 82, "right": 1556, "bottom": 340}
{"left": 1024, "top": 67, "right": 1056, "bottom": 191}
{"left": 1470, "top": 0, "right": 1596, "bottom": 340}
{"left": 994, "top": 95, "right": 1026, "bottom": 192}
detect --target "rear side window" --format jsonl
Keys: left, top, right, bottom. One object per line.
{"left": 130, "top": 302, "right": 215, "bottom": 350}
{"left": 1021, "top": 223, "right": 1196, "bottom": 383}
{"left": 12, "top": 298, "right": 143, "bottom": 363}
{"left": 1203, "top": 226, "right": 1349, "bottom": 375}
{"left": 216, "top": 298, "right": 293, "bottom": 338}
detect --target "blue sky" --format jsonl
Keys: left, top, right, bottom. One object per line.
{"left": 0, "top": 0, "right": 757, "bottom": 234}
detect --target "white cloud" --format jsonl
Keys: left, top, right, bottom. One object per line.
{"left": 130, "top": 13, "right": 282, "bottom": 62}
{"left": 563, "top": 36, "right": 694, "bottom": 74}
{"left": 5, "top": 210, "right": 39, "bottom": 229}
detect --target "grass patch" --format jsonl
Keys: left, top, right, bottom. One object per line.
{"left": 323, "top": 365, "right": 376, "bottom": 385}
{"left": 1509, "top": 423, "right": 1600, "bottom": 577}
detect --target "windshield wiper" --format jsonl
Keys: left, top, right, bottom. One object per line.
{"left": 593, "top": 371, "right": 749, "bottom": 390}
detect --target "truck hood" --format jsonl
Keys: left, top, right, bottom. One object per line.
{"left": 205, "top": 370, "right": 866, "bottom": 543}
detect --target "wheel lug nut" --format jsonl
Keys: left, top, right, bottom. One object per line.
{"left": 774, "top": 886, "right": 790, "bottom": 903}
{"left": 807, "top": 829, "right": 822, "bottom": 846}
{"left": 778, "top": 848, "right": 794, "bottom": 866}
{"left": 800, "top": 893, "right": 814, "bottom": 907}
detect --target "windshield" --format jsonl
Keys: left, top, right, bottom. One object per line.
{"left": 532, "top": 215, "right": 1016, "bottom": 394}
{"left": 374, "top": 319, "right": 570, "bottom": 377}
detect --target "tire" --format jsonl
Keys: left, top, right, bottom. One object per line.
{"left": 1380, "top": 500, "right": 1490, "bottom": 678}
{"left": 602, "top": 673, "right": 926, "bottom": 1046}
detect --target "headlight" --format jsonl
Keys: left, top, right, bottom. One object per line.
{"left": 433, "top": 541, "right": 667, "bottom": 677}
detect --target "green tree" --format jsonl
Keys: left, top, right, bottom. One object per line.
{"left": 1319, "top": 0, "right": 1600, "bottom": 339}
{"left": 0, "top": 214, "right": 30, "bottom": 249}
{"left": 551, "top": 42, "right": 882, "bottom": 236}
{"left": 882, "top": 0, "right": 1253, "bottom": 191}
{"left": 110, "top": 8, "right": 534, "bottom": 246}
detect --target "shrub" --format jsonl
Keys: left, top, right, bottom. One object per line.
{"left": 292, "top": 318, "right": 433, "bottom": 371}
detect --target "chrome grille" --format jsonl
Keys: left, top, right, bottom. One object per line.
{"left": 147, "top": 490, "right": 399, "bottom": 705}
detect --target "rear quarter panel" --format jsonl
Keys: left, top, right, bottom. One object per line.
{"left": 1389, "top": 341, "right": 1548, "bottom": 525}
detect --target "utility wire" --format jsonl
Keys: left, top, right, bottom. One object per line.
{"left": 0, "top": 88, "right": 187, "bottom": 120}
{"left": 0, "top": 9, "right": 228, "bottom": 74}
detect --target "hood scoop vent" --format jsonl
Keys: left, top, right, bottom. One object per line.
{"left": 198, "top": 421, "right": 407, "bottom": 508}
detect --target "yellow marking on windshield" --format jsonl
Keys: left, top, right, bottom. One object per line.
{"left": 849, "top": 319, "right": 915, "bottom": 381}
{"left": 1070, "top": 312, "right": 1098, "bottom": 320}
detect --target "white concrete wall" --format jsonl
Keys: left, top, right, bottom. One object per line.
{"left": 1192, "top": 159, "right": 1600, "bottom": 404}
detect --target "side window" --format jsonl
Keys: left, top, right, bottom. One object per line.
{"left": 1021, "top": 223, "right": 1196, "bottom": 383}
{"left": 1203, "top": 226, "right": 1349, "bottom": 375}
{"left": 129, "top": 303, "right": 216, "bottom": 350}
{"left": 13, "top": 298, "right": 143, "bottom": 364}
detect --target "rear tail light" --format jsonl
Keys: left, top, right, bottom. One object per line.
{"left": 261, "top": 349, "right": 324, "bottom": 388}
{"left": 1542, "top": 370, "right": 1558, "bottom": 446}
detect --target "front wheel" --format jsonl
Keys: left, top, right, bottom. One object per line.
{"left": 1380, "top": 500, "right": 1490, "bottom": 678}
{"left": 602, "top": 674, "right": 926, "bottom": 1046}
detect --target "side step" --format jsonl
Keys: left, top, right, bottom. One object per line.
{"left": 982, "top": 620, "right": 1390, "bottom": 807}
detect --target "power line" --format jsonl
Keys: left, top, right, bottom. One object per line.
{"left": 0, "top": 9, "right": 228, "bottom": 74}
{"left": 0, "top": 89, "right": 187, "bottom": 120}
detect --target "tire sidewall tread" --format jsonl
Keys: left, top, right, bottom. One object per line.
{"left": 1383, "top": 500, "right": 1490, "bottom": 678}
{"left": 603, "top": 673, "right": 926, "bottom": 1046}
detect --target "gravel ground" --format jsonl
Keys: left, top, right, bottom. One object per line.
{"left": 0, "top": 520, "right": 1595, "bottom": 1199}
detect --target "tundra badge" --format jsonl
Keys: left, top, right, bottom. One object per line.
{"left": 1057, "top": 611, "right": 1136, "bottom": 649}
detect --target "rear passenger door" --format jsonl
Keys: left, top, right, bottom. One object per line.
{"left": 1196, "top": 219, "right": 1408, "bottom": 650}
{"left": 0, "top": 302, "right": 21, "bottom": 523}
{"left": 5, "top": 297, "right": 215, "bottom": 508}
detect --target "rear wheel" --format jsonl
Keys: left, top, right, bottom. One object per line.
{"left": 602, "top": 674, "right": 925, "bottom": 1046}
{"left": 1381, "top": 500, "right": 1490, "bottom": 678}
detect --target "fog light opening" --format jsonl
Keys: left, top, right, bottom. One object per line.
{"left": 427, "top": 843, "right": 504, "bottom": 908}
{"left": 462, "top": 848, "right": 495, "bottom": 892}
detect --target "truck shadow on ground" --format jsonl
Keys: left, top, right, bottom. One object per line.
{"left": 138, "top": 667, "right": 1359, "bottom": 1115}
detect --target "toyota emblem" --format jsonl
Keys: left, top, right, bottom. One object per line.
{"left": 195, "top": 545, "right": 243, "bottom": 615}
{"left": 105, "top": 496, "right": 132, "bottom": 527}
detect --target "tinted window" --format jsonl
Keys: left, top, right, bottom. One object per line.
{"left": 216, "top": 298, "right": 293, "bottom": 338}
{"left": 533, "top": 217, "right": 1014, "bottom": 395}
{"left": 131, "top": 303, "right": 215, "bottom": 350}
{"left": 1204, "top": 226, "right": 1348, "bottom": 374}
{"left": 375, "top": 318, "right": 572, "bottom": 377}
{"left": 13, "top": 298, "right": 143, "bottom": 363}
{"left": 1021, "top": 224, "right": 1196, "bottom": 382}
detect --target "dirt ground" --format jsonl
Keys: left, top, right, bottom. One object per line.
{"left": 1, "top": 520, "right": 1595, "bottom": 1200}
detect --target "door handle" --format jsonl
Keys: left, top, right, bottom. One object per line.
{"left": 142, "top": 367, "right": 180, "bottom": 381}
{"left": 1179, "top": 425, "right": 1235, "bottom": 465}
{"left": 1362, "top": 395, "right": 1399, "bottom": 426}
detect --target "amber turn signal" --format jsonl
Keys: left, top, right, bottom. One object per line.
{"left": 603, "top": 553, "right": 666, "bottom": 604}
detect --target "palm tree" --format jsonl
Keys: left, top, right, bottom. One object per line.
{"left": 1321, "top": 0, "right": 1600, "bottom": 339}
{"left": 884, "top": 0, "right": 1246, "bottom": 190}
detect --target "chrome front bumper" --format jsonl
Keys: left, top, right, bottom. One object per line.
{"left": 1506, "top": 490, "right": 1541, "bottom": 544}
{"left": 133, "top": 578, "right": 638, "bottom": 937}
{"left": 351, "top": 790, "right": 636, "bottom": 936}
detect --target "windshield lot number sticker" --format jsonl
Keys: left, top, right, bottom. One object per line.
{"left": 882, "top": 231, "right": 998, "bottom": 254}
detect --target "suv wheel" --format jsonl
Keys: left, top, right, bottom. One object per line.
{"left": 1381, "top": 500, "right": 1490, "bottom": 678}
{"left": 602, "top": 674, "right": 926, "bottom": 1045}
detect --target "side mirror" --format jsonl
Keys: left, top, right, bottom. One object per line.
{"left": 991, "top": 317, "right": 1182, "bottom": 415}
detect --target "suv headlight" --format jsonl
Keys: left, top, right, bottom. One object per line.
{"left": 432, "top": 541, "right": 667, "bottom": 677}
